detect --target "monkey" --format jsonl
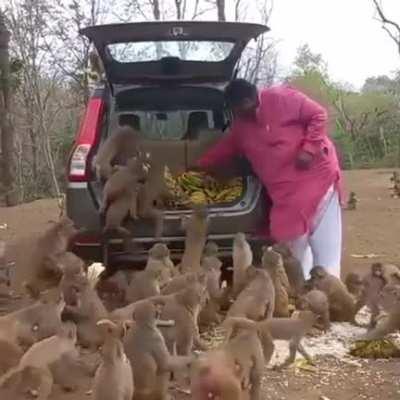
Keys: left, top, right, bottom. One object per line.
{"left": 0, "top": 322, "right": 77, "bottom": 400}
{"left": 61, "top": 276, "right": 108, "bottom": 350}
{"left": 88, "top": 49, "right": 104, "bottom": 82}
{"left": 227, "top": 268, "right": 275, "bottom": 321}
{"left": 21, "top": 217, "right": 79, "bottom": 299}
{"left": 123, "top": 299, "right": 193, "bottom": 400}
{"left": 199, "top": 256, "right": 224, "bottom": 327}
{"left": 93, "top": 319, "right": 134, "bottom": 400}
{"left": 0, "top": 287, "right": 65, "bottom": 349}
{"left": 379, "top": 263, "right": 400, "bottom": 285}
{"left": 96, "top": 270, "right": 130, "bottom": 308}
{"left": 309, "top": 266, "right": 356, "bottom": 323}
{"left": 179, "top": 205, "right": 210, "bottom": 273}
{"left": 272, "top": 243, "right": 306, "bottom": 298}
{"left": 94, "top": 126, "right": 142, "bottom": 182}
{"left": 147, "top": 243, "right": 176, "bottom": 286}
{"left": 192, "top": 317, "right": 269, "bottom": 400}
{"left": 352, "top": 263, "right": 388, "bottom": 328}
{"left": 160, "top": 271, "right": 205, "bottom": 295}
{"left": 101, "top": 154, "right": 150, "bottom": 237}
{"left": 360, "top": 284, "right": 400, "bottom": 340}
{"left": 203, "top": 241, "right": 219, "bottom": 258}
{"left": 345, "top": 272, "right": 365, "bottom": 300}
{"left": 157, "top": 281, "right": 209, "bottom": 355}
{"left": 346, "top": 191, "right": 358, "bottom": 210}
{"left": 261, "top": 247, "right": 290, "bottom": 317}
{"left": 125, "top": 257, "right": 165, "bottom": 304}
{"left": 296, "top": 289, "right": 330, "bottom": 331}
{"left": 232, "top": 233, "right": 253, "bottom": 298}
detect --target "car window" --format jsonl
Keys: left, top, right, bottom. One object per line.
{"left": 108, "top": 41, "right": 235, "bottom": 63}
{"left": 118, "top": 110, "right": 217, "bottom": 141}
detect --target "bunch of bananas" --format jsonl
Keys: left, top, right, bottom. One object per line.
{"left": 164, "top": 168, "right": 243, "bottom": 206}
{"left": 349, "top": 339, "right": 400, "bottom": 359}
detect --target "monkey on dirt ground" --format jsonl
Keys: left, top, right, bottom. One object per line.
{"left": 100, "top": 154, "right": 150, "bottom": 237}
{"left": 123, "top": 299, "right": 192, "bottom": 400}
{"left": 61, "top": 276, "right": 108, "bottom": 350}
{"left": 191, "top": 317, "right": 269, "bottom": 400}
{"left": 309, "top": 266, "right": 356, "bottom": 323}
{"left": 179, "top": 206, "right": 210, "bottom": 273}
{"left": 21, "top": 218, "right": 79, "bottom": 299}
{"left": 360, "top": 284, "right": 400, "bottom": 340}
{"left": 157, "top": 281, "right": 209, "bottom": 355}
{"left": 147, "top": 243, "right": 176, "bottom": 286}
{"left": 345, "top": 272, "right": 365, "bottom": 300}
{"left": 272, "top": 243, "right": 305, "bottom": 298}
{"left": 94, "top": 126, "right": 142, "bottom": 182}
{"left": 227, "top": 268, "right": 275, "bottom": 321}
{"left": 232, "top": 233, "right": 253, "bottom": 299}
{"left": 0, "top": 287, "right": 65, "bottom": 349}
{"left": 199, "top": 256, "right": 224, "bottom": 327}
{"left": 93, "top": 319, "right": 134, "bottom": 400}
{"left": 296, "top": 289, "right": 330, "bottom": 331}
{"left": 0, "top": 322, "right": 77, "bottom": 400}
{"left": 261, "top": 247, "right": 290, "bottom": 317}
{"left": 225, "top": 311, "right": 317, "bottom": 370}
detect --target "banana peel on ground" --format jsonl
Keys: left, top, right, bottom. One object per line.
{"left": 350, "top": 339, "right": 400, "bottom": 359}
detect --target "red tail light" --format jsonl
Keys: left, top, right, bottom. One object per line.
{"left": 68, "top": 98, "right": 106, "bottom": 182}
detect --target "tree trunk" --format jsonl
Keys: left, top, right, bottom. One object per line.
{"left": 0, "top": 11, "right": 18, "bottom": 206}
{"left": 216, "top": 0, "right": 226, "bottom": 21}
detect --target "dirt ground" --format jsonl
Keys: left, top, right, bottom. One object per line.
{"left": 0, "top": 169, "right": 399, "bottom": 399}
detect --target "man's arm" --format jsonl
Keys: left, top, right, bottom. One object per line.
{"left": 298, "top": 92, "right": 329, "bottom": 156}
{"left": 196, "top": 131, "right": 240, "bottom": 170}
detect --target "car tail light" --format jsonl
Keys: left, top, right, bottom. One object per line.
{"left": 68, "top": 98, "right": 106, "bottom": 182}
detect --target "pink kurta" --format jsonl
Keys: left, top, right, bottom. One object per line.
{"left": 197, "top": 85, "right": 342, "bottom": 242}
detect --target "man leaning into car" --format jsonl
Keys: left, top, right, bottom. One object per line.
{"left": 196, "top": 79, "right": 343, "bottom": 279}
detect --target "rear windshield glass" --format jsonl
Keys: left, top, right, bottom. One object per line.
{"left": 118, "top": 110, "right": 224, "bottom": 141}
{"left": 107, "top": 41, "right": 235, "bottom": 63}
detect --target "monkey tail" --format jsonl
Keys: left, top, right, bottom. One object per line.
{"left": 0, "top": 365, "right": 23, "bottom": 388}
{"left": 222, "top": 317, "right": 258, "bottom": 342}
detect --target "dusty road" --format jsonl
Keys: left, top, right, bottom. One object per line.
{"left": 0, "top": 169, "right": 399, "bottom": 399}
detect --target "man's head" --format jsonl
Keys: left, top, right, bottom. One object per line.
{"left": 224, "top": 79, "right": 259, "bottom": 118}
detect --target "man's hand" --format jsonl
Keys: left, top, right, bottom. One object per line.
{"left": 295, "top": 150, "right": 314, "bottom": 170}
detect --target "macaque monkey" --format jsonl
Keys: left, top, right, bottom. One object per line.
{"left": 261, "top": 247, "right": 290, "bottom": 317}
{"left": 161, "top": 271, "right": 205, "bottom": 295}
{"left": 101, "top": 155, "right": 149, "bottom": 237}
{"left": 309, "top": 266, "right": 356, "bottom": 323}
{"left": 199, "top": 256, "right": 224, "bottom": 327}
{"left": 179, "top": 205, "right": 210, "bottom": 273}
{"left": 126, "top": 264, "right": 162, "bottom": 304}
{"left": 0, "top": 322, "right": 77, "bottom": 400}
{"left": 192, "top": 317, "right": 268, "bottom": 400}
{"left": 94, "top": 126, "right": 142, "bottom": 182}
{"left": 224, "top": 311, "right": 317, "bottom": 370}
{"left": 272, "top": 243, "right": 306, "bottom": 298}
{"left": 360, "top": 284, "right": 400, "bottom": 340}
{"left": 23, "top": 218, "right": 79, "bottom": 299}
{"left": 123, "top": 299, "right": 192, "bottom": 400}
{"left": 147, "top": 243, "right": 176, "bottom": 286}
{"left": 93, "top": 319, "right": 134, "bottom": 400}
{"left": 61, "top": 276, "right": 108, "bottom": 350}
{"left": 0, "top": 339, "right": 23, "bottom": 376}
{"left": 353, "top": 263, "right": 387, "bottom": 328}
{"left": 0, "top": 287, "right": 65, "bottom": 349}
{"left": 296, "top": 290, "right": 330, "bottom": 331}
{"left": 158, "top": 282, "right": 209, "bottom": 355}
{"left": 232, "top": 233, "right": 253, "bottom": 298}
{"left": 88, "top": 49, "right": 104, "bottom": 81}
{"left": 227, "top": 268, "right": 275, "bottom": 321}
{"left": 345, "top": 272, "right": 364, "bottom": 300}
{"left": 380, "top": 263, "right": 400, "bottom": 285}
{"left": 203, "top": 241, "right": 219, "bottom": 258}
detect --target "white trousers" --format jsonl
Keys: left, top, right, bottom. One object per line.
{"left": 286, "top": 186, "right": 342, "bottom": 279}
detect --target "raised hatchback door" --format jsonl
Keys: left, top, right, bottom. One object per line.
{"left": 79, "top": 21, "right": 269, "bottom": 85}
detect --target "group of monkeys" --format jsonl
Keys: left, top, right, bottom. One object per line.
{"left": 94, "top": 125, "right": 174, "bottom": 240}
{"left": 0, "top": 208, "right": 399, "bottom": 400}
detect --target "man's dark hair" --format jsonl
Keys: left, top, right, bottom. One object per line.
{"left": 224, "top": 79, "right": 257, "bottom": 107}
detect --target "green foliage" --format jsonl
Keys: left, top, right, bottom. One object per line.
{"left": 288, "top": 44, "right": 400, "bottom": 169}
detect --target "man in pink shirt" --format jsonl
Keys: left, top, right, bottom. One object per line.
{"left": 196, "top": 79, "right": 343, "bottom": 278}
